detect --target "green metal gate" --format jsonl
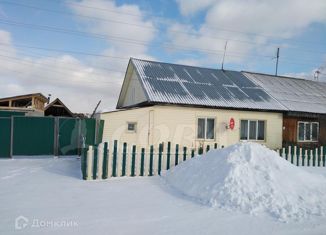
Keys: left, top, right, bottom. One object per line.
{"left": 1, "top": 115, "right": 104, "bottom": 157}
{"left": 58, "top": 118, "right": 80, "bottom": 156}
{"left": 12, "top": 116, "right": 55, "bottom": 156}
{"left": 0, "top": 118, "right": 11, "bottom": 158}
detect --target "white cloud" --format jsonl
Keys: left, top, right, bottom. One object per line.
{"left": 0, "top": 0, "right": 158, "bottom": 113}
{"left": 170, "top": 0, "right": 326, "bottom": 67}
{"left": 176, "top": 0, "right": 216, "bottom": 16}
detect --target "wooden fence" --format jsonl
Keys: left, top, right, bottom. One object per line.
{"left": 81, "top": 142, "right": 326, "bottom": 180}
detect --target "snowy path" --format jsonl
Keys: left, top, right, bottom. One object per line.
{"left": 0, "top": 158, "right": 326, "bottom": 235}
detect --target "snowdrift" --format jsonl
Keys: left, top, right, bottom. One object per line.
{"left": 163, "top": 143, "right": 326, "bottom": 221}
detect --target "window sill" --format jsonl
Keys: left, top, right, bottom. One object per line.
{"left": 196, "top": 139, "right": 216, "bottom": 142}
{"left": 240, "top": 139, "right": 266, "bottom": 142}
{"left": 297, "top": 140, "right": 318, "bottom": 143}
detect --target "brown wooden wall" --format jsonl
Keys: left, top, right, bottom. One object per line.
{"left": 283, "top": 115, "right": 326, "bottom": 148}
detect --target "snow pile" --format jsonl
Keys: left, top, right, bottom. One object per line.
{"left": 163, "top": 143, "right": 326, "bottom": 221}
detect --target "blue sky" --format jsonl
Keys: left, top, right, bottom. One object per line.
{"left": 0, "top": 0, "right": 325, "bottom": 112}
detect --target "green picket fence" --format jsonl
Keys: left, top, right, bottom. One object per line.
{"left": 81, "top": 142, "right": 326, "bottom": 180}
{"left": 277, "top": 145, "right": 326, "bottom": 167}
{"left": 81, "top": 141, "right": 220, "bottom": 180}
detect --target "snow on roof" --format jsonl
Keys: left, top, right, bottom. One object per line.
{"left": 243, "top": 72, "right": 326, "bottom": 114}
{"left": 130, "top": 58, "right": 287, "bottom": 111}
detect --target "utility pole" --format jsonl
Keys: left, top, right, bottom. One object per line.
{"left": 221, "top": 41, "right": 228, "bottom": 70}
{"left": 275, "top": 47, "right": 280, "bottom": 76}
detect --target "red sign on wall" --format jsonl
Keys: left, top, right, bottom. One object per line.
{"left": 229, "top": 118, "right": 235, "bottom": 130}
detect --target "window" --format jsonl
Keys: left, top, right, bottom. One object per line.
{"left": 297, "top": 122, "right": 319, "bottom": 142}
{"left": 240, "top": 120, "right": 265, "bottom": 141}
{"left": 197, "top": 118, "right": 215, "bottom": 140}
{"left": 127, "top": 122, "right": 137, "bottom": 132}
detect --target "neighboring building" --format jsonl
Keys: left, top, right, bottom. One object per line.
{"left": 244, "top": 72, "right": 326, "bottom": 148}
{"left": 101, "top": 58, "right": 286, "bottom": 150}
{"left": 0, "top": 93, "right": 48, "bottom": 116}
{"left": 45, "top": 98, "right": 74, "bottom": 117}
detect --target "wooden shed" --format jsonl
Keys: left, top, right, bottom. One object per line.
{"left": 44, "top": 98, "right": 74, "bottom": 117}
{"left": 0, "top": 93, "right": 48, "bottom": 116}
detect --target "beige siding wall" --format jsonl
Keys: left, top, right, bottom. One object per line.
{"left": 121, "top": 71, "right": 147, "bottom": 107}
{"left": 101, "top": 105, "right": 283, "bottom": 149}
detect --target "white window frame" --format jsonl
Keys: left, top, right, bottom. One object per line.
{"left": 297, "top": 121, "right": 319, "bottom": 142}
{"left": 196, "top": 117, "right": 216, "bottom": 141}
{"left": 127, "top": 122, "right": 137, "bottom": 133}
{"left": 240, "top": 119, "right": 266, "bottom": 141}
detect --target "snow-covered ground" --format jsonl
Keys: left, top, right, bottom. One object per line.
{"left": 1, "top": 155, "right": 326, "bottom": 235}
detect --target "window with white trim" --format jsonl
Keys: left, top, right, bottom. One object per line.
{"left": 240, "top": 120, "right": 265, "bottom": 141}
{"left": 197, "top": 118, "right": 215, "bottom": 140}
{"left": 298, "top": 122, "right": 319, "bottom": 142}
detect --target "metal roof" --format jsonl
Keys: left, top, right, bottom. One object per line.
{"left": 130, "top": 58, "right": 286, "bottom": 111}
{"left": 243, "top": 72, "right": 326, "bottom": 114}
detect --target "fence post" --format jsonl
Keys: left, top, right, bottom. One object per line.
{"left": 319, "top": 146, "right": 323, "bottom": 167}
{"left": 161, "top": 143, "right": 166, "bottom": 172}
{"left": 170, "top": 144, "right": 175, "bottom": 168}
{"left": 125, "top": 144, "right": 132, "bottom": 177}
{"left": 304, "top": 149, "right": 308, "bottom": 166}
{"left": 191, "top": 149, "right": 195, "bottom": 158}
{"left": 81, "top": 147, "right": 87, "bottom": 180}
{"left": 281, "top": 147, "right": 286, "bottom": 159}
{"left": 323, "top": 146, "right": 326, "bottom": 167}
{"left": 102, "top": 142, "right": 108, "bottom": 179}
{"left": 276, "top": 149, "right": 280, "bottom": 156}
{"left": 309, "top": 149, "right": 313, "bottom": 166}
{"left": 116, "top": 143, "right": 122, "bottom": 177}
{"left": 97, "top": 143, "right": 104, "bottom": 179}
{"left": 112, "top": 140, "right": 118, "bottom": 177}
{"left": 131, "top": 145, "right": 136, "bottom": 177}
{"left": 149, "top": 145, "right": 154, "bottom": 176}
{"left": 293, "top": 146, "right": 297, "bottom": 166}
{"left": 214, "top": 143, "right": 218, "bottom": 149}
{"left": 86, "top": 146, "right": 94, "bottom": 180}
{"left": 314, "top": 148, "right": 318, "bottom": 167}
{"left": 206, "top": 145, "right": 210, "bottom": 153}
{"left": 175, "top": 144, "right": 179, "bottom": 166}
{"left": 167, "top": 142, "right": 171, "bottom": 170}
{"left": 298, "top": 147, "right": 302, "bottom": 167}
{"left": 140, "top": 148, "right": 145, "bottom": 176}
{"left": 287, "top": 146, "right": 291, "bottom": 162}
{"left": 183, "top": 146, "right": 187, "bottom": 161}
{"left": 122, "top": 142, "right": 127, "bottom": 176}
{"left": 93, "top": 146, "right": 98, "bottom": 180}
{"left": 158, "top": 144, "right": 163, "bottom": 175}
{"left": 153, "top": 145, "right": 158, "bottom": 176}
{"left": 199, "top": 146, "right": 203, "bottom": 155}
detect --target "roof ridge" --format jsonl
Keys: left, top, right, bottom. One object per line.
{"left": 242, "top": 71, "right": 326, "bottom": 84}
{"left": 130, "top": 57, "right": 239, "bottom": 73}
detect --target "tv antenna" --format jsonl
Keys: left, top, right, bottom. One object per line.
{"left": 274, "top": 47, "right": 280, "bottom": 76}
{"left": 221, "top": 41, "right": 228, "bottom": 70}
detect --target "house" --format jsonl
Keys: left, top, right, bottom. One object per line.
{"left": 0, "top": 93, "right": 48, "bottom": 116}
{"left": 243, "top": 72, "right": 326, "bottom": 148}
{"left": 45, "top": 98, "right": 74, "bottom": 117}
{"left": 101, "top": 58, "right": 286, "bottom": 150}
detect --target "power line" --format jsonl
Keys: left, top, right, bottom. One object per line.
{"left": 1, "top": 0, "right": 325, "bottom": 47}
{"left": 0, "top": 18, "right": 276, "bottom": 59}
